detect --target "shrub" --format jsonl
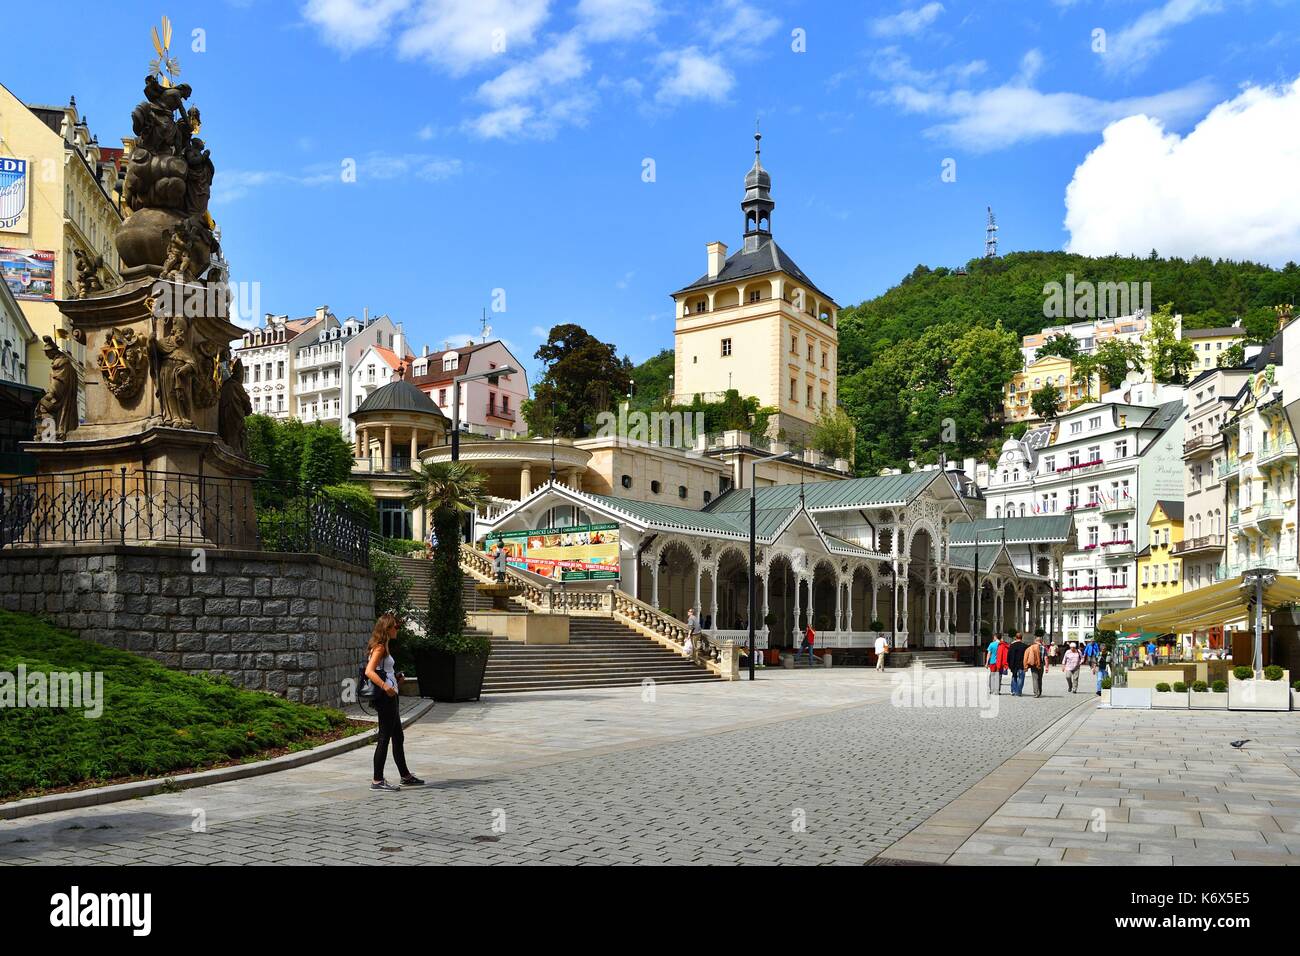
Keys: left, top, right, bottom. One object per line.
{"left": 1293, "top": 680, "right": 1300, "bottom": 692}
{"left": 320, "top": 482, "right": 378, "bottom": 531}
{"left": 1101, "top": 677, "right": 1113, "bottom": 690}
{"left": 379, "top": 537, "right": 424, "bottom": 555}
{"left": 1192, "top": 680, "right": 1208, "bottom": 692}
{"left": 870, "top": 619, "right": 885, "bottom": 633}
{"left": 1212, "top": 680, "right": 1228, "bottom": 693}
{"left": 1233, "top": 665, "right": 1254, "bottom": 681}
{"left": 1264, "top": 664, "right": 1284, "bottom": 681}
{"left": 1173, "top": 681, "right": 1187, "bottom": 693}
{"left": 1033, "top": 627, "right": 1045, "bottom": 638}
{"left": 1155, "top": 682, "right": 1171, "bottom": 693}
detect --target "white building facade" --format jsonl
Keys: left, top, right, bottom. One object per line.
{"left": 983, "top": 385, "right": 1185, "bottom": 643}
{"left": 297, "top": 312, "right": 404, "bottom": 441}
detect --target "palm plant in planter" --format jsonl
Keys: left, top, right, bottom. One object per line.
{"left": 404, "top": 461, "right": 491, "bottom": 702}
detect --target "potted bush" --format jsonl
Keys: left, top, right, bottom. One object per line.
{"left": 404, "top": 461, "right": 492, "bottom": 702}
{"left": 1191, "top": 677, "right": 1229, "bottom": 710}
{"left": 1228, "top": 663, "right": 1291, "bottom": 712}
{"left": 1153, "top": 680, "right": 1188, "bottom": 709}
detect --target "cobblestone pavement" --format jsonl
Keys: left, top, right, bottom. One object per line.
{"left": 1, "top": 668, "right": 1092, "bottom": 865}
{"left": 946, "top": 708, "right": 1300, "bottom": 866}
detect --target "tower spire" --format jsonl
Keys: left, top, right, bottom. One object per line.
{"left": 984, "top": 206, "right": 999, "bottom": 259}
{"left": 741, "top": 125, "right": 774, "bottom": 252}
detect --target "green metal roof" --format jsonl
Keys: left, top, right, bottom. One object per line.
{"left": 708, "top": 471, "right": 938, "bottom": 514}
{"left": 950, "top": 516, "right": 1074, "bottom": 546}
{"left": 948, "top": 545, "right": 1007, "bottom": 571}
{"left": 585, "top": 493, "right": 796, "bottom": 540}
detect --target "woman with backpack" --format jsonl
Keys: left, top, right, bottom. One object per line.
{"left": 365, "top": 612, "right": 424, "bottom": 792}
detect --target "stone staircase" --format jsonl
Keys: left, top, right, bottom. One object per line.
{"left": 391, "top": 554, "right": 719, "bottom": 694}
{"left": 884, "top": 648, "right": 968, "bottom": 670}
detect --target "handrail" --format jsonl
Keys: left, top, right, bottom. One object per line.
{"left": 459, "top": 543, "right": 735, "bottom": 674}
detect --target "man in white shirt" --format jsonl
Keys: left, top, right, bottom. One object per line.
{"left": 874, "top": 634, "right": 888, "bottom": 671}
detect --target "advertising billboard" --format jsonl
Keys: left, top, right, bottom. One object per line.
{"left": 0, "top": 248, "right": 56, "bottom": 300}
{"left": 486, "top": 522, "right": 620, "bottom": 581}
{"left": 0, "top": 158, "right": 30, "bottom": 233}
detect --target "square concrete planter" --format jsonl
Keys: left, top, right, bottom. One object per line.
{"left": 1190, "top": 690, "right": 1229, "bottom": 710}
{"left": 1152, "top": 690, "right": 1188, "bottom": 709}
{"left": 1293, "top": 688, "right": 1300, "bottom": 711}
{"left": 1228, "top": 671, "right": 1291, "bottom": 711}
{"left": 1108, "top": 687, "right": 1152, "bottom": 709}
{"left": 1099, "top": 689, "right": 1110, "bottom": 706}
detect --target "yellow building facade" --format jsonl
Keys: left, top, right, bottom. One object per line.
{"left": 1137, "top": 500, "right": 1184, "bottom": 605}
{"left": 671, "top": 134, "right": 837, "bottom": 447}
{"left": 0, "top": 84, "right": 124, "bottom": 402}
{"left": 1003, "top": 354, "right": 1088, "bottom": 423}
{"left": 1185, "top": 326, "right": 1246, "bottom": 372}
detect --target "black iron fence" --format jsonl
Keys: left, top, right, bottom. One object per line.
{"left": 0, "top": 468, "right": 369, "bottom": 568}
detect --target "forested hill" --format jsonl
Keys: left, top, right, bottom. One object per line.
{"left": 837, "top": 251, "right": 1300, "bottom": 375}
{"left": 835, "top": 251, "right": 1299, "bottom": 475}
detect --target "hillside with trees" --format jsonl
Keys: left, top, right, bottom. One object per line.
{"left": 837, "top": 251, "right": 1300, "bottom": 474}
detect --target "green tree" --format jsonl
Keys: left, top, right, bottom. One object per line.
{"left": 811, "top": 405, "right": 856, "bottom": 461}
{"left": 628, "top": 349, "right": 675, "bottom": 411}
{"left": 1071, "top": 353, "right": 1098, "bottom": 401}
{"left": 1143, "top": 304, "right": 1195, "bottom": 384}
{"left": 299, "top": 426, "right": 355, "bottom": 490}
{"left": 1035, "top": 333, "right": 1079, "bottom": 360}
{"left": 404, "top": 461, "right": 488, "bottom": 649}
{"left": 525, "top": 324, "right": 633, "bottom": 438}
{"left": 1031, "top": 382, "right": 1064, "bottom": 421}
{"left": 1093, "top": 339, "right": 1145, "bottom": 392}
{"left": 1218, "top": 342, "right": 1247, "bottom": 368}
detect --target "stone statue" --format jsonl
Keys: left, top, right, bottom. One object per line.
{"left": 35, "top": 336, "right": 79, "bottom": 440}
{"left": 218, "top": 353, "right": 252, "bottom": 456}
{"left": 192, "top": 338, "right": 221, "bottom": 410}
{"left": 116, "top": 76, "right": 217, "bottom": 276}
{"left": 154, "top": 315, "right": 197, "bottom": 427}
{"left": 72, "top": 248, "right": 104, "bottom": 298}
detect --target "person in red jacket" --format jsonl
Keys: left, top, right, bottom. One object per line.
{"left": 802, "top": 624, "right": 816, "bottom": 666}
{"left": 987, "top": 633, "right": 1007, "bottom": 695}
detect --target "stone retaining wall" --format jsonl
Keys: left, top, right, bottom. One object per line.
{"left": 0, "top": 545, "right": 374, "bottom": 707}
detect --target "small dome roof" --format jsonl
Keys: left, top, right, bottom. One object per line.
{"left": 351, "top": 379, "right": 448, "bottom": 419}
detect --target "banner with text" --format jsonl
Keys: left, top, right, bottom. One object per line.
{"left": 486, "top": 522, "right": 620, "bottom": 581}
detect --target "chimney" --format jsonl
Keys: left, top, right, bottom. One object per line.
{"left": 422, "top": 344, "right": 430, "bottom": 357}
{"left": 393, "top": 324, "right": 406, "bottom": 358}
{"left": 315, "top": 305, "right": 329, "bottom": 323}
{"left": 707, "top": 241, "right": 727, "bottom": 279}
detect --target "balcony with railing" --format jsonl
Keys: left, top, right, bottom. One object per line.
{"left": 485, "top": 403, "right": 516, "bottom": 423}
{"left": 1226, "top": 555, "right": 1300, "bottom": 577}
{"left": 1172, "top": 534, "right": 1226, "bottom": 555}
{"left": 1101, "top": 539, "right": 1135, "bottom": 558}
{"left": 352, "top": 455, "right": 412, "bottom": 475}
{"left": 1100, "top": 494, "right": 1135, "bottom": 515}
{"left": 1258, "top": 439, "right": 1298, "bottom": 466}
{"left": 1218, "top": 457, "right": 1240, "bottom": 479}
{"left": 1182, "top": 433, "right": 1219, "bottom": 457}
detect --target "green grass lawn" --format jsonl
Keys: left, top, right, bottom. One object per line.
{"left": 0, "top": 610, "right": 359, "bottom": 801}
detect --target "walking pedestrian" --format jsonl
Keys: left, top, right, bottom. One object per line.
{"left": 802, "top": 623, "right": 816, "bottom": 667}
{"left": 365, "top": 612, "right": 423, "bottom": 792}
{"left": 684, "top": 607, "right": 698, "bottom": 658}
{"left": 986, "top": 632, "right": 1004, "bottom": 695}
{"left": 1062, "top": 641, "right": 1082, "bottom": 693}
{"left": 875, "top": 632, "right": 889, "bottom": 672}
{"left": 1095, "top": 642, "right": 1112, "bottom": 695}
{"left": 492, "top": 542, "right": 508, "bottom": 582}
{"left": 1006, "top": 632, "right": 1028, "bottom": 697}
{"left": 1025, "top": 635, "right": 1046, "bottom": 698}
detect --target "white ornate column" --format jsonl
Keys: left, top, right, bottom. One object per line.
{"left": 709, "top": 560, "right": 719, "bottom": 630}
{"left": 834, "top": 577, "right": 843, "bottom": 635}
{"left": 652, "top": 551, "right": 661, "bottom": 609}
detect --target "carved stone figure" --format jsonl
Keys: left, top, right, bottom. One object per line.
{"left": 192, "top": 339, "right": 221, "bottom": 410}
{"left": 97, "top": 327, "right": 150, "bottom": 403}
{"left": 218, "top": 354, "right": 252, "bottom": 456}
{"left": 35, "top": 336, "right": 79, "bottom": 440}
{"left": 72, "top": 248, "right": 104, "bottom": 298}
{"left": 154, "top": 315, "right": 197, "bottom": 427}
{"left": 116, "top": 76, "right": 216, "bottom": 276}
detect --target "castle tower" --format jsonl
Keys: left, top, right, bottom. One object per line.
{"left": 671, "top": 132, "right": 838, "bottom": 446}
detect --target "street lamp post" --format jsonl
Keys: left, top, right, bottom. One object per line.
{"left": 748, "top": 450, "right": 796, "bottom": 680}
{"left": 450, "top": 364, "right": 520, "bottom": 462}
{"left": 970, "top": 524, "right": 1005, "bottom": 665}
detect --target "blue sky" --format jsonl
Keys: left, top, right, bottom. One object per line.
{"left": 17, "top": 0, "right": 1300, "bottom": 375}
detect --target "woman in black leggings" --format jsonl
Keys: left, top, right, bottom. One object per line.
{"left": 365, "top": 613, "right": 423, "bottom": 791}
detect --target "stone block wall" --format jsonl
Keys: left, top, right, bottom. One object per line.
{"left": 0, "top": 545, "right": 374, "bottom": 707}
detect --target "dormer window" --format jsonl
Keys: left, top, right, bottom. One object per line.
{"left": 442, "top": 352, "right": 458, "bottom": 372}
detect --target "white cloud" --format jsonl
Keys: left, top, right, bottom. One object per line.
{"left": 1064, "top": 77, "right": 1300, "bottom": 266}
{"left": 870, "top": 2, "right": 944, "bottom": 38}
{"left": 655, "top": 48, "right": 734, "bottom": 104}
{"left": 705, "top": 0, "right": 780, "bottom": 49}
{"left": 576, "top": 0, "right": 659, "bottom": 41}
{"left": 213, "top": 153, "right": 461, "bottom": 203}
{"left": 476, "top": 34, "right": 588, "bottom": 106}
{"left": 879, "top": 49, "right": 1216, "bottom": 150}
{"left": 302, "top": 0, "right": 411, "bottom": 53}
{"left": 1102, "top": 0, "right": 1223, "bottom": 77}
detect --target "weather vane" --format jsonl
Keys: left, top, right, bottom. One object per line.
{"left": 149, "top": 15, "right": 181, "bottom": 89}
